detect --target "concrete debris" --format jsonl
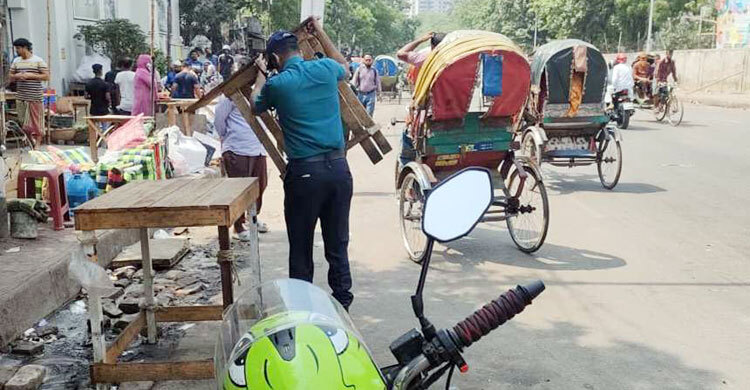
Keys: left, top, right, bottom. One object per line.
{"left": 175, "top": 282, "right": 203, "bottom": 297}
{"left": 4, "top": 247, "right": 20, "bottom": 253}
{"left": 68, "top": 300, "right": 86, "bottom": 314}
{"left": 114, "top": 278, "right": 132, "bottom": 289}
{"left": 118, "top": 298, "right": 141, "bottom": 315}
{"left": 102, "top": 299, "right": 123, "bottom": 318}
{"left": 0, "top": 364, "right": 21, "bottom": 387}
{"left": 133, "top": 269, "right": 144, "bottom": 279}
{"left": 4, "top": 364, "right": 46, "bottom": 390}
{"left": 164, "top": 270, "right": 186, "bottom": 280}
{"left": 113, "top": 314, "right": 140, "bottom": 331}
{"left": 11, "top": 341, "right": 43, "bottom": 356}
{"left": 34, "top": 325, "right": 58, "bottom": 338}
{"left": 124, "top": 284, "right": 144, "bottom": 298}
{"left": 176, "top": 275, "right": 198, "bottom": 288}
{"left": 113, "top": 266, "right": 137, "bottom": 280}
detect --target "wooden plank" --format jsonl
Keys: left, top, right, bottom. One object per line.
{"left": 90, "top": 360, "right": 215, "bottom": 383}
{"left": 75, "top": 208, "right": 228, "bottom": 230}
{"left": 105, "top": 312, "right": 145, "bottom": 363}
{"left": 110, "top": 238, "right": 189, "bottom": 270}
{"left": 229, "top": 91, "right": 287, "bottom": 175}
{"left": 260, "top": 112, "right": 285, "bottom": 154}
{"left": 226, "top": 181, "right": 260, "bottom": 227}
{"left": 154, "top": 305, "right": 223, "bottom": 322}
{"left": 149, "top": 179, "right": 223, "bottom": 209}
{"left": 372, "top": 129, "right": 393, "bottom": 154}
{"left": 87, "top": 119, "right": 99, "bottom": 163}
{"left": 186, "top": 64, "right": 259, "bottom": 113}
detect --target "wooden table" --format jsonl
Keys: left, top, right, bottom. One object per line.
{"left": 74, "top": 178, "right": 259, "bottom": 385}
{"left": 158, "top": 99, "right": 199, "bottom": 136}
{"left": 85, "top": 115, "right": 153, "bottom": 163}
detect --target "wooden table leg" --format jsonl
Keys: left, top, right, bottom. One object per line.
{"left": 90, "top": 294, "right": 106, "bottom": 362}
{"left": 140, "top": 228, "right": 157, "bottom": 343}
{"left": 167, "top": 105, "right": 177, "bottom": 127}
{"left": 87, "top": 119, "right": 99, "bottom": 163}
{"left": 247, "top": 205, "right": 261, "bottom": 288}
{"left": 218, "top": 226, "right": 233, "bottom": 309}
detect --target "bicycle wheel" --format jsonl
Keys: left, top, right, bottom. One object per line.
{"left": 597, "top": 133, "right": 622, "bottom": 190}
{"left": 667, "top": 94, "right": 684, "bottom": 126}
{"left": 399, "top": 172, "right": 429, "bottom": 263}
{"left": 653, "top": 101, "right": 667, "bottom": 122}
{"left": 522, "top": 132, "right": 542, "bottom": 167}
{"left": 506, "top": 165, "right": 549, "bottom": 253}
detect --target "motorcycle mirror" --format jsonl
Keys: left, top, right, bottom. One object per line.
{"left": 422, "top": 167, "right": 494, "bottom": 242}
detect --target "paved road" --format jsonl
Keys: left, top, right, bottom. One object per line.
{"left": 241, "top": 101, "right": 749, "bottom": 389}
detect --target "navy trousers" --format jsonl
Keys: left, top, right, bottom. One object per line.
{"left": 284, "top": 157, "right": 354, "bottom": 309}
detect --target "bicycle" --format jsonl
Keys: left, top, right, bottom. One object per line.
{"left": 653, "top": 83, "right": 683, "bottom": 126}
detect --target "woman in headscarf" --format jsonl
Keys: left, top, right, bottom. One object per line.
{"left": 132, "top": 54, "right": 158, "bottom": 116}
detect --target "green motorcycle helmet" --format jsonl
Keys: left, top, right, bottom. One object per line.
{"left": 218, "top": 280, "right": 385, "bottom": 390}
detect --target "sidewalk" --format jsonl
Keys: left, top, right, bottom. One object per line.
{"left": 0, "top": 226, "right": 141, "bottom": 347}
{"left": 683, "top": 91, "right": 750, "bottom": 110}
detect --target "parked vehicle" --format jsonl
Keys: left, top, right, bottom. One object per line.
{"left": 216, "top": 168, "right": 546, "bottom": 389}
{"left": 521, "top": 39, "right": 623, "bottom": 190}
{"left": 396, "top": 30, "right": 550, "bottom": 258}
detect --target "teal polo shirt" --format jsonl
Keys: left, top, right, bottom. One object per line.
{"left": 254, "top": 55, "right": 347, "bottom": 159}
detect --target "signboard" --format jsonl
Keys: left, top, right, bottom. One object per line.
{"left": 716, "top": 0, "right": 750, "bottom": 48}
{"left": 300, "top": 0, "right": 325, "bottom": 25}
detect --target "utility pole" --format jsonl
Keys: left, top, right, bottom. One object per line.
{"left": 646, "top": 0, "right": 655, "bottom": 52}
{"left": 533, "top": 15, "right": 538, "bottom": 49}
{"left": 166, "top": 0, "right": 172, "bottom": 65}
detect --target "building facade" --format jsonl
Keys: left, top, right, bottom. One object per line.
{"left": 4, "top": 0, "right": 182, "bottom": 94}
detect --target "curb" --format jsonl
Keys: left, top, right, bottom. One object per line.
{"left": 0, "top": 228, "right": 141, "bottom": 347}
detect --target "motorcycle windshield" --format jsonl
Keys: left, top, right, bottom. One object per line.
{"left": 215, "top": 279, "right": 380, "bottom": 389}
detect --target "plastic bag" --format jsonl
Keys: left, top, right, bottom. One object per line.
{"left": 106, "top": 115, "right": 146, "bottom": 151}
{"left": 166, "top": 126, "right": 209, "bottom": 176}
{"left": 68, "top": 249, "right": 116, "bottom": 296}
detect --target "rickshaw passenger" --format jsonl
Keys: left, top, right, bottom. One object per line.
{"left": 396, "top": 32, "right": 445, "bottom": 166}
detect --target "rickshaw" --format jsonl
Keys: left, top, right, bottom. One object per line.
{"left": 375, "top": 55, "right": 403, "bottom": 104}
{"left": 395, "top": 31, "right": 550, "bottom": 261}
{"left": 520, "top": 39, "right": 623, "bottom": 190}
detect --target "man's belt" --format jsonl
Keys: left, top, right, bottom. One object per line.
{"left": 290, "top": 149, "right": 346, "bottom": 163}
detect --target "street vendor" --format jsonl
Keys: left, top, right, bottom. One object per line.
{"left": 250, "top": 31, "right": 355, "bottom": 310}
{"left": 9, "top": 38, "right": 49, "bottom": 148}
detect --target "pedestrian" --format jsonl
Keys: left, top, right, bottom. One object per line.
{"left": 85, "top": 64, "right": 110, "bottom": 116}
{"left": 200, "top": 62, "right": 222, "bottom": 93}
{"left": 352, "top": 54, "right": 380, "bottom": 116}
{"left": 172, "top": 63, "right": 201, "bottom": 99}
{"left": 218, "top": 45, "right": 235, "bottom": 81}
{"left": 165, "top": 60, "right": 181, "bottom": 92}
{"left": 132, "top": 54, "right": 158, "bottom": 116}
{"left": 215, "top": 95, "right": 269, "bottom": 240}
{"left": 104, "top": 59, "right": 121, "bottom": 112}
{"left": 185, "top": 48, "right": 204, "bottom": 74}
{"left": 9, "top": 38, "right": 49, "bottom": 148}
{"left": 114, "top": 57, "right": 135, "bottom": 115}
{"left": 395, "top": 32, "right": 445, "bottom": 166}
{"left": 205, "top": 47, "right": 218, "bottom": 67}
{"left": 251, "top": 31, "right": 354, "bottom": 310}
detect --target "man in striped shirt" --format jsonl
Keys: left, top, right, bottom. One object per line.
{"left": 9, "top": 38, "right": 49, "bottom": 148}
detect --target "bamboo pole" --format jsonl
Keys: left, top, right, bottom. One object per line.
{"left": 46, "top": 0, "right": 52, "bottom": 146}
{"left": 150, "top": 0, "right": 156, "bottom": 117}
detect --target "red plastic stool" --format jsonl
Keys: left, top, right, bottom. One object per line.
{"left": 17, "top": 164, "right": 70, "bottom": 230}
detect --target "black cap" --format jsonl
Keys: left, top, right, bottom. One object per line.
{"left": 92, "top": 64, "right": 103, "bottom": 72}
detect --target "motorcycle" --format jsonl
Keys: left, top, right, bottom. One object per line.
{"left": 215, "top": 167, "right": 546, "bottom": 389}
{"left": 606, "top": 85, "right": 635, "bottom": 130}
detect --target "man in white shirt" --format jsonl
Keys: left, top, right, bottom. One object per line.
{"left": 611, "top": 53, "right": 634, "bottom": 97}
{"left": 114, "top": 57, "right": 136, "bottom": 115}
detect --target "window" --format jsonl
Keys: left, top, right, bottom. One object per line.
{"left": 103, "top": 0, "right": 117, "bottom": 19}
{"left": 73, "top": 0, "right": 100, "bottom": 20}
{"left": 158, "top": 0, "right": 168, "bottom": 33}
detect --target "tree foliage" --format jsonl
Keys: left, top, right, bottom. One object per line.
{"left": 179, "top": 0, "right": 245, "bottom": 52}
{"left": 75, "top": 19, "right": 148, "bottom": 63}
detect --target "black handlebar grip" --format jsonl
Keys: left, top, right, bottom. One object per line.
{"left": 452, "top": 280, "right": 545, "bottom": 348}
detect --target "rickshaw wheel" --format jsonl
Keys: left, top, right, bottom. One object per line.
{"left": 667, "top": 95, "right": 684, "bottom": 126}
{"left": 597, "top": 134, "right": 622, "bottom": 190}
{"left": 522, "top": 132, "right": 542, "bottom": 167}
{"left": 653, "top": 101, "right": 667, "bottom": 122}
{"left": 399, "top": 172, "right": 429, "bottom": 263}
{"left": 506, "top": 165, "right": 549, "bottom": 253}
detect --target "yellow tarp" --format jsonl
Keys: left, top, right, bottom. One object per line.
{"left": 412, "top": 30, "right": 526, "bottom": 108}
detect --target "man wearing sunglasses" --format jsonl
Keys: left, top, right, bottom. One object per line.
{"left": 251, "top": 31, "right": 355, "bottom": 310}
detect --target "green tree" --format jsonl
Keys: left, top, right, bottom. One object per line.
{"left": 180, "top": 0, "right": 245, "bottom": 51}
{"left": 74, "top": 19, "right": 148, "bottom": 63}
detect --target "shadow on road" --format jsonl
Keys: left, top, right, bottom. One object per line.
{"left": 435, "top": 226, "right": 626, "bottom": 271}
{"left": 543, "top": 171, "right": 666, "bottom": 195}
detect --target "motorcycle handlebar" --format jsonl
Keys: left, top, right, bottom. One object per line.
{"left": 452, "top": 280, "right": 545, "bottom": 348}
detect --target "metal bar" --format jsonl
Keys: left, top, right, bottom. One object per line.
{"left": 140, "top": 228, "right": 157, "bottom": 344}
{"left": 481, "top": 215, "right": 507, "bottom": 222}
